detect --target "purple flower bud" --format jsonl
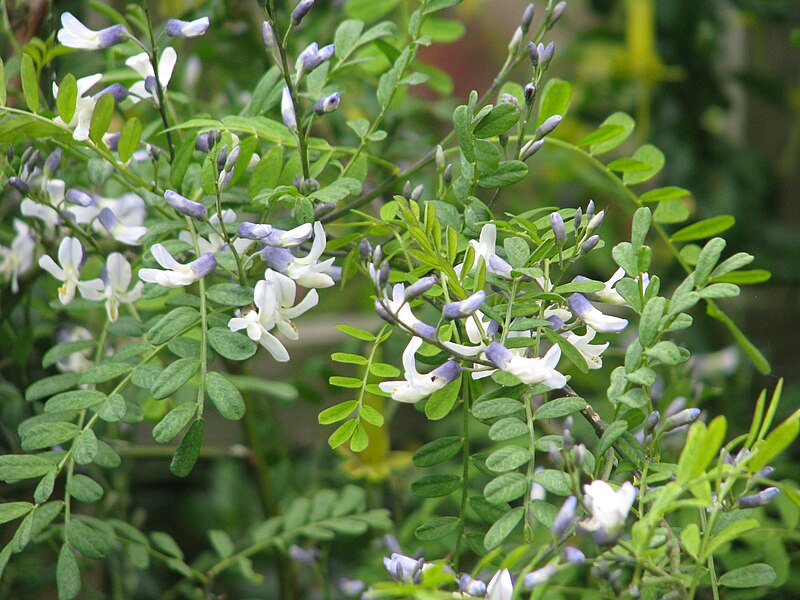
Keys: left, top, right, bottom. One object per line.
{"left": 573, "top": 207, "right": 582, "bottom": 229}
{"left": 487, "top": 320, "right": 501, "bottom": 337}
{"left": 291, "top": 0, "right": 315, "bottom": 25}
{"left": 96, "top": 83, "right": 128, "bottom": 102}
{"left": 225, "top": 145, "right": 240, "bottom": 171}
{"left": 238, "top": 222, "right": 274, "bottom": 240}
{"left": 550, "top": 1, "right": 567, "bottom": 25}
{"left": 755, "top": 466, "right": 775, "bottom": 480}
{"left": 402, "top": 180, "right": 412, "bottom": 198}
{"left": 144, "top": 76, "right": 157, "bottom": 96}
{"left": 405, "top": 276, "right": 436, "bottom": 300}
{"left": 581, "top": 235, "right": 600, "bottom": 254}
{"left": 165, "top": 17, "right": 210, "bottom": 39}
{"left": 585, "top": 199, "right": 595, "bottom": 219}
{"left": 97, "top": 24, "right": 128, "bottom": 49}
{"left": 563, "top": 546, "right": 585, "bottom": 564}
{"left": 524, "top": 83, "right": 537, "bottom": 105}
{"left": 443, "top": 290, "right": 486, "bottom": 320}
{"left": 66, "top": 189, "right": 94, "bottom": 207}
{"left": 314, "top": 92, "right": 340, "bottom": 115}
{"left": 44, "top": 149, "right": 61, "bottom": 177}
{"left": 528, "top": 41, "right": 539, "bottom": 66}
{"left": 195, "top": 131, "right": 216, "bottom": 152}
{"left": 524, "top": 565, "right": 556, "bottom": 589}
{"left": 536, "top": 115, "right": 562, "bottom": 138}
{"left": 105, "top": 132, "right": 121, "bottom": 151}
{"left": 359, "top": 238, "right": 373, "bottom": 261}
{"left": 546, "top": 315, "right": 564, "bottom": 331}
{"left": 459, "top": 574, "right": 486, "bottom": 596}
{"left": 20, "top": 146, "right": 33, "bottom": 165}
{"left": 643, "top": 411, "right": 660, "bottom": 432}
{"left": 372, "top": 245, "right": 383, "bottom": 265}
{"left": 375, "top": 300, "right": 394, "bottom": 324}
{"left": 281, "top": 87, "right": 297, "bottom": 132}
{"left": 216, "top": 145, "right": 229, "bottom": 171}
{"left": 189, "top": 253, "right": 217, "bottom": 278}
{"left": 563, "top": 427, "right": 574, "bottom": 450}
{"left": 165, "top": 190, "right": 207, "bottom": 219}
{"left": 8, "top": 176, "right": 29, "bottom": 195}
{"left": 548, "top": 441, "right": 563, "bottom": 467}
{"left": 486, "top": 341, "right": 513, "bottom": 368}
{"left": 288, "top": 544, "right": 318, "bottom": 565}
{"left": 587, "top": 210, "right": 604, "bottom": 232}
{"left": 522, "top": 139, "right": 545, "bottom": 161}
{"left": 664, "top": 396, "right": 686, "bottom": 417}
{"left": 541, "top": 42, "right": 556, "bottom": 68}
{"left": 662, "top": 408, "right": 701, "bottom": 432}
{"left": 572, "top": 443, "right": 586, "bottom": 468}
{"left": 738, "top": 487, "right": 780, "bottom": 508}
{"left": 431, "top": 360, "right": 461, "bottom": 384}
{"left": 261, "top": 21, "right": 274, "bottom": 49}
{"left": 377, "top": 263, "right": 390, "bottom": 288}
{"left": 550, "top": 211, "right": 567, "bottom": 245}
{"left": 411, "top": 184, "right": 425, "bottom": 201}
{"left": 262, "top": 246, "right": 294, "bottom": 273}
{"left": 521, "top": 4, "right": 535, "bottom": 33}
{"left": 552, "top": 495, "right": 577, "bottom": 537}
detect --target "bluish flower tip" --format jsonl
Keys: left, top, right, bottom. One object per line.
{"left": 164, "top": 190, "right": 207, "bottom": 219}
{"left": 443, "top": 290, "right": 485, "bottom": 320}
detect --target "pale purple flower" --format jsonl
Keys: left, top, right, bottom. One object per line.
{"left": 562, "top": 329, "right": 608, "bottom": 370}
{"left": 164, "top": 190, "right": 207, "bottom": 219}
{"left": 38, "top": 237, "right": 103, "bottom": 304}
{"left": 486, "top": 342, "right": 566, "bottom": 389}
{"left": 378, "top": 337, "right": 460, "bottom": 403}
{"left": 568, "top": 293, "right": 628, "bottom": 333}
{"left": 126, "top": 48, "right": 177, "bottom": 105}
{"left": 138, "top": 244, "right": 216, "bottom": 288}
{"left": 57, "top": 12, "right": 127, "bottom": 50}
{"left": 165, "top": 17, "right": 210, "bottom": 38}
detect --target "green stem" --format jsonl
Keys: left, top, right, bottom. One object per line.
{"left": 453, "top": 373, "right": 471, "bottom": 570}
{"left": 143, "top": 2, "right": 175, "bottom": 161}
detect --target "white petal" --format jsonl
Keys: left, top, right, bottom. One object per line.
{"left": 39, "top": 255, "right": 65, "bottom": 280}
{"left": 259, "top": 330, "right": 290, "bottom": 362}
{"left": 150, "top": 244, "right": 181, "bottom": 270}
{"left": 158, "top": 47, "right": 178, "bottom": 86}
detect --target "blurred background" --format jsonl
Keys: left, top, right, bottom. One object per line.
{"left": 2, "top": 0, "right": 799, "bottom": 597}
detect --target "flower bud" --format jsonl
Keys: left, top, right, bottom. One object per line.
{"left": 548, "top": 441, "right": 563, "bottom": 467}
{"left": 443, "top": 290, "right": 486, "bottom": 320}
{"left": 164, "top": 190, "right": 207, "bottom": 219}
{"left": 43, "top": 149, "right": 62, "bottom": 178}
{"left": 314, "top": 92, "right": 340, "bottom": 115}
{"left": 524, "top": 83, "right": 536, "bottom": 105}
{"left": 581, "top": 234, "right": 600, "bottom": 254}
{"left": 443, "top": 164, "right": 453, "bottom": 185}
{"left": 643, "top": 411, "right": 660, "bottom": 433}
{"left": 292, "top": 0, "right": 315, "bottom": 25}
{"left": 402, "top": 180, "right": 412, "bottom": 198}
{"left": 528, "top": 41, "right": 539, "bottom": 67}
{"left": 573, "top": 207, "right": 582, "bottom": 229}
{"left": 261, "top": 21, "right": 275, "bottom": 48}
{"left": 550, "top": 1, "right": 567, "bottom": 25}
{"left": 536, "top": 115, "right": 562, "bottom": 138}
{"left": 585, "top": 199, "right": 595, "bottom": 219}
{"left": 411, "top": 184, "right": 424, "bottom": 201}
{"left": 372, "top": 245, "right": 383, "bottom": 265}
{"left": 405, "top": 276, "right": 436, "bottom": 300}
{"left": 587, "top": 209, "right": 604, "bottom": 232}
{"left": 66, "top": 189, "right": 94, "bottom": 207}
{"left": 508, "top": 26, "right": 524, "bottom": 54}
{"left": 524, "top": 565, "right": 556, "bottom": 589}
{"left": 755, "top": 466, "right": 775, "bottom": 480}
{"left": 541, "top": 42, "right": 556, "bottom": 68}
{"left": 563, "top": 546, "right": 585, "bottom": 564}
{"left": 216, "top": 145, "right": 229, "bottom": 171}
{"left": 552, "top": 495, "right": 577, "bottom": 537}
{"left": 435, "top": 145, "right": 445, "bottom": 171}
{"left": 522, "top": 139, "right": 544, "bottom": 161}
{"left": 189, "top": 253, "right": 217, "bottom": 279}
{"left": 238, "top": 222, "right": 274, "bottom": 240}
{"left": 521, "top": 4, "right": 535, "bottom": 33}
{"left": 662, "top": 408, "right": 701, "bottom": 432}
{"left": 572, "top": 443, "right": 586, "bottom": 468}
{"left": 550, "top": 211, "right": 567, "bottom": 245}
{"left": 225, "top": 145, "right": 241, "bottom": 172}
{"left": 359, "top": 238, "right": 373, "bottom": 261}
{"left": 166, "top": 17, "right": 210, "bottom": 39}
{"left": 281, "top": 87, "right": 297, "bottom": 132}
{"left": 738, "top": 487, "right": 780, "bottom": 508}
{"left": 8, "top": 176, "right": 29, "bottom": 195}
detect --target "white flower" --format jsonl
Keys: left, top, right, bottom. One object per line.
{"left": 383, "top": 553, "right": 423, "bottom": 583}
{"left": 563, "top": 328, "right": 608, "bottom": 370}
{"left": 227, "top": 270, "right": 319, "bottom": 362}
{"left": 593, "top": 267, "right": 651, "bottom": 306}
{"left": 126, "top": 48, "right": 177, "bottom": 105}
{"left": 0, "top": 219, "right": 36, "bottom": 293}
{"left": 567, "top": 293, "right": 628, "bottom": 333}
{"left": 52, "top": 74, "right": 102, "bottom": 141}
{"left": 38, "top": 237, "right": 103, "bottom": 304}
{"left": 486, "top": 342, "right": 566, "bottom": 389}
{"left": 80, "top": 253, "right": 143, "bottom": 321}
{"left": 378, "top": 337, "right": 460, "bottom": 403}
{"left": 138, "top": 244, "right": 216, "bottom": 288}
{"left": 381, "top": 283, "right": 436, "bottom": 339}
{"left": 455, "top": 223, "right": 513, "bottom": 278}
{"left": 165, "top": 17, "right": 210, "bottom": 38}
{"left": 486, "top": 569, "right": 513, "bottom": 600}
{"left": 262, "top": 222, "right": 336, "bottom": 288}
{"left": 582, "top": 480, "right": 637, "bottom": 544}
{"left": 57, "top": 12, "right": 127, "bottom": 50}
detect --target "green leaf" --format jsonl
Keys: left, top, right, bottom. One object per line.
{"left": 453, "top": 104, "right": 475, "bottom": 161}
{"left": 57, "top": 544, "right": 81, "bottom": 600}
{"left": 151, "top": 358, "right": 199, "bottom": 400}
{"left": 72, "top": 429, "right": 98, "bottom": 465}
{"left": 0, "top": 455, "right": 55, "bottom": 481}
{"left": 478, "top": 160, "right": 528, "bottom": 188}
{"left": 474, "top": 103, "right": 520, "bottom": 138}
{"left": 705, "top": 519, "right": 759, "bottom": 557}
{"left": 640, "top": 186, "right": 691, "bottom": 203}
{"left": 530, "top": 469, "right": 572, "bottom": 495}
{"left": 598, "top": 420, "right": 628, "bottom": 456}
{"left": 42, "top": 340, "right": 95, "bottom": 369}
{"left": 748, "top": 408, "right": 800, "bottom": 472}
{"left": 56, "top": 74, "right": 78, "bottom": 124}
{"left": 711, "top": 269, "right": 770, "bottom": 285}
{"left": 607, "top": 158, "right": 651, "bottom": 173}
{"left": 45, "top": 390, "right": 106, "bottom": 413}
{"left": 415, "top": 516, "right": 459, "bottom": 541}
{"left": 537, "top": 79, "right": 571, "bottom": 125}
{"left": 0, "top": 57, "right": 5, "bottom": 106}
{"left": 654, "top": 198, "right": 690, "bottom": 224}
{"left": 170, "top": 418, "right": 204, "bottom": 477}
{"left": 67, "top": 474, "right": 103, "bottom": 503}
{"left": 205, "top": 372, "right": 245, "bottom": 420}
{"left": 26, "top": 373, "right": 82, "bottom": 402}
{"left": 697, "top": 283, "right": 740, "bottom": 299}
{"left": 310, "top": 178, "right": 363, "bottom": 203}
{"left": 484, "top": 473, "right": 527, "bottom": 503}
{"left": 504, "top": 237, "right": 531, "bottom": 269}
{"left": 425, "top": 0, "right": 462, "bottom": 12}
{"left": 483, "top": 506, "right": 523, "bottom": 550}
{"left": 718, "top": 563, "right": 776, "bottom": 589}
{"left": 576, "top": 124, "right": 625, "bottom": 147}
{"left": 0, "top": 502, "right": 34, "bottom": 525}
{"left": 328, "top": 419, "right": 357, "bottom": 448}
{"left": 329, "top": 376, "right": 362, "bottom": 389}
{"left": 332, "top": 352, "right": 368, "bottom": 365}
{"left": 67, "top": 518, "right": 110, "bottom": 559}
{"left": 485, "top": 446, "right": 531, "bottom": 473}
{"left": 336, "top": 324, "right": 376, "bottom": 341}
{"left": 206, "top": 283, "right": 254, "bottom": 306}
{"left": 153, "top": 404, "right": 195, "bottom": 443}
{"left": 319, "top": 401, "right": 358, "bottom": 425}
{"left": 117, "top": 117, "right": 142, "bottom": 163}
{"left": 346, "top": 0, "right": 400, "bottom": 21}
{"left": 413, "top": 436, "right": 462, "bottom": 467}
{"left": 590, "top": 112, "right": 634, "bottom": 155}
{"left": 21, "top": 422, "right": 81, "bottom": 451}
{"left": 639, "top": 296, "right": 666, "bottom": 347}
{"left": 350, "top": 427, "right": 371, "bottom": 454}
{"left": 681, "top": 523, "right": 700, "bottom": 559}
{"left": 359, "top": 404, "right": 384, "bottom": 427}
{"left": 34, "top": 470, "right": 56, "bottom": 502}
{"left": 488, "top": 417, "right": 528, "bottom": 441}
{"left": 96, "top": 393, "right": 127, "bottom": 422}
{"left": 151, "top": 531, "right": 184, "bottom": 559}
{"left": 147, "top": 307, "right": 199, "bottom": 345}
{"left": 411, "top": 474, "right": 461, "bottom": 498}
{"left": 80, "top": 362, "right": 131, "bottom": 384}
{"left": 89, "top": 92, "right": 115, "bottom": 144}
{"left": 535, "top": 397, "right": 586, "bottom": 420}
{"left": 472, "top": 398, "right": 523, "bottom": 421}
{"left": 21, "top": 53, "right": 39, "bottom": 113}
{"left": 334, "top": 19, "right": 365, "bottom": 59}
{"left": 207, "top": 327, "right": 257, "bottom": 360}
{"left": 645, "top": 341, "right": 690, "bottom": 365}
{"left": 671, "top": 216, "right": 735, "bottom": 242}
{"left": 623, "top": 144, "right": 665, "bottom": 185}
{"left": 425, "top": 377, "right": 461, "bottom": 420}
